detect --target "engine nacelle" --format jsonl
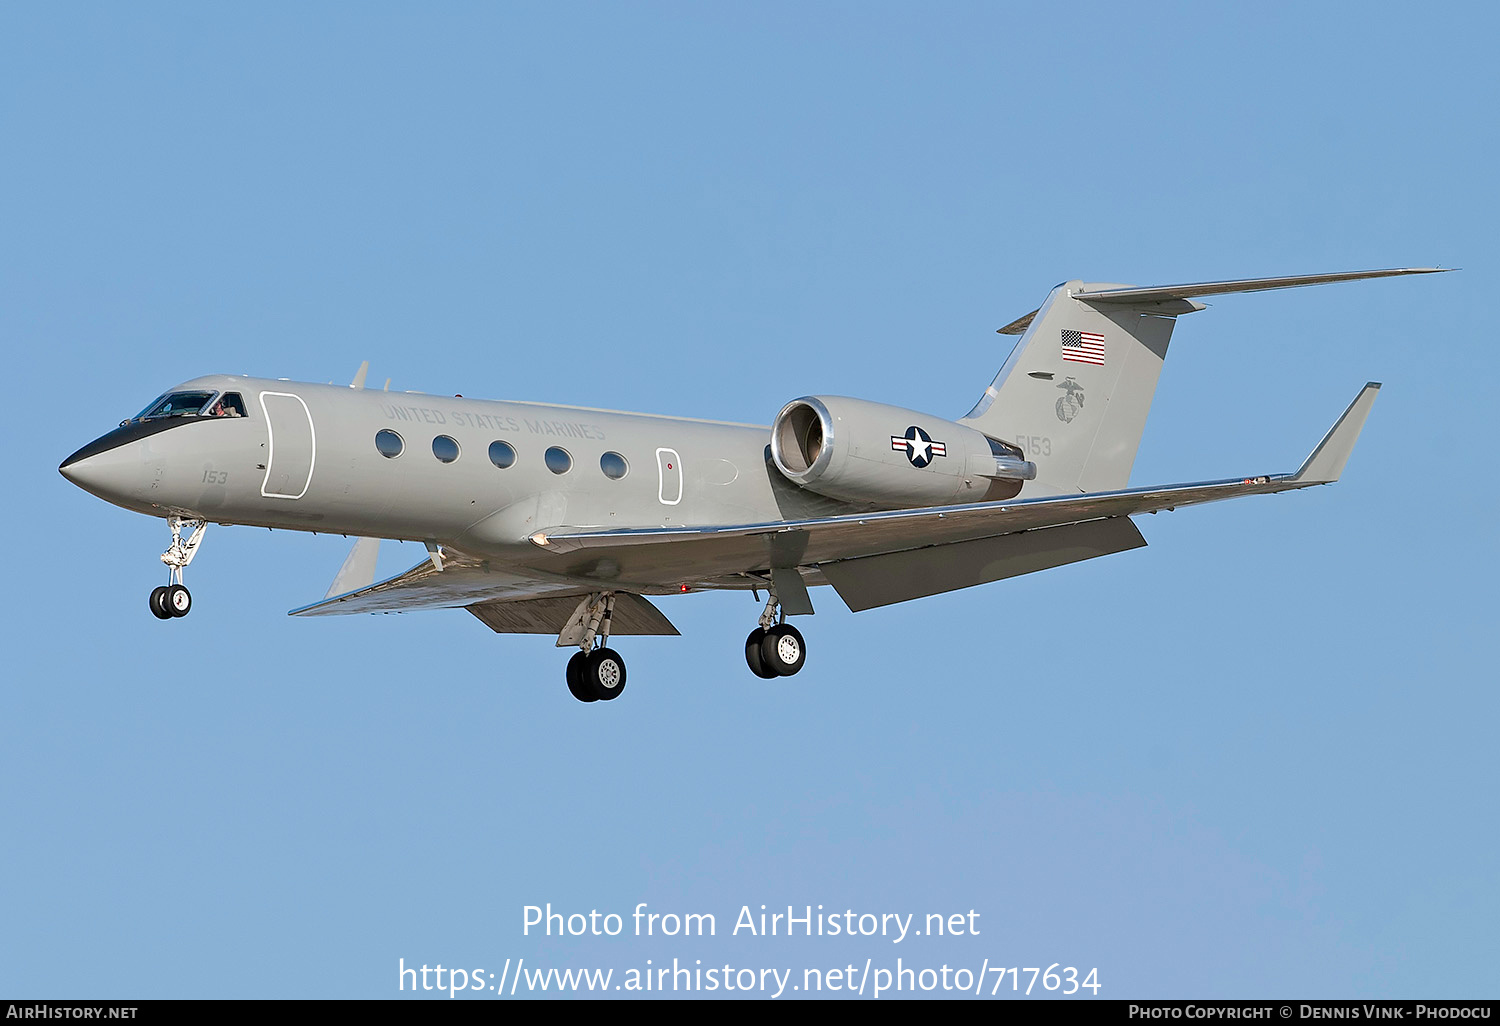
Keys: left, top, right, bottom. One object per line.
{"left": 770, "top": 395, "right": 1035, "bottom": 507}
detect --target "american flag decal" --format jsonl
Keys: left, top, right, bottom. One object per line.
{"left": 1061, "top": 329, "right": 1105, "bottom": 366}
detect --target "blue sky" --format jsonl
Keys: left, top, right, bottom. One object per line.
{"left": 3, "top": 2, "right": 1495, "bottom": 999}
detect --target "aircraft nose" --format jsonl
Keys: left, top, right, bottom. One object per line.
{"left": 60, "top": 438, "right": 143, "bottom": 502}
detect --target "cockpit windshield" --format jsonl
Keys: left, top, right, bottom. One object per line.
{"left": 133, "top": 391, "right": 218, "bottom": 421}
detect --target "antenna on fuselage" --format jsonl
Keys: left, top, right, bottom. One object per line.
{"left": 350, "top": 361, "right": 370, "bottom": 389}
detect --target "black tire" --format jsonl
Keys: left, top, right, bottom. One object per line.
{"left": 745, "top": 628, "right": 777, "bottom": 678}
{"left": 566, "top": 652, "right": 596, "bottom": 703}
{"left": 587, "top": 648, "right": 627, "bottom": 701}
{"left": 760, "top": 624, "right": 806, "bottom": 676}
{"left": 166, "top": 584, "right": 192, "bottom": 617}
{"left": 149, "top": 586, "right": 172, "bottom": 620}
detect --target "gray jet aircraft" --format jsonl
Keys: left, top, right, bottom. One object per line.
{"left": 60, "top": 268, "right": 1444, "bottom": 702}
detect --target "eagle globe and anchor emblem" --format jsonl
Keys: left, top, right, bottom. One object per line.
{"left": 1055, "top": 377, "right": 1086, "bottom": 424}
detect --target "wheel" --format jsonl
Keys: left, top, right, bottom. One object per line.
{"left": 566, "top": 651, "right": 596, "bottom": 703}
{"left": 745, "top": 627, "right": 777, "bottom": 678}
{"left": 586, "top": 647, "right": 627, "bottom": 701}
{"left": 165, "top": 584, "right": 192, "bottom": 617}
{"left": 760, "top": 623, "right": 806, "bottom": 676}
{"left": 149, "top": 586, "right": 172, "bottom": 620}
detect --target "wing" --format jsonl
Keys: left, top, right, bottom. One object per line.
{"left": 289, "top": 544, "right": 679, "bottom": 636}
{"left": 532, "top": 383, "right": 1380, "bottom": 609}
{"left": 293, "top": 383, "right": 1375, "bottom": 620}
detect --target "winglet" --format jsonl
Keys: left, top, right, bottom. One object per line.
{"left": 324, "top": 537, "right": 380, "bottom": 599}
{"left": 1293, "top": 383, "right": 1380, "bottom": 484}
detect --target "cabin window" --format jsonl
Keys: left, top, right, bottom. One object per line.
{"left": 432, "top": 435, "right": 460, "bottom": 464}
{"left": 375, "top": 429, "right": 405, "bottom": 458}
{"left": 544, "top": 446, "right": 572, "bottom": 475}
{"left": 488, "top": 440, "right": 517, "bottom": 469}
{"left": 600, "top": 452, "right": 629, "bottom": 480}
{"left": 135, "top": 391, "right": 216, "bottom": 420}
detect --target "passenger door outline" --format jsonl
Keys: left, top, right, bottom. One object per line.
{"left": 259, "top": 391, "right": 316, "bottom": 499}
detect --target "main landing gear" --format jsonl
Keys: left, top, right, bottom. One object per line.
{"left": 555, "top": 585, "right": 809, "bottom": 701}
{"left": 560, "top": 593, "right": 627, "bottom": 704}
{"left": 745, "top": 585, "right": 807, "bottom": 679}
{"left": 149, "top": 516, "right": 206, "bottom": 620}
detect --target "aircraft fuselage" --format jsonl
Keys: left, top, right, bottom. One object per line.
{"left": 60, "top": 374, "right": 835, "bottom": 567}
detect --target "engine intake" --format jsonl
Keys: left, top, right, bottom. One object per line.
{"left": 774, "top": 398, "right": 831, "bottom": 479}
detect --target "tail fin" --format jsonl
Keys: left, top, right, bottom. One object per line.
{"left": 961, "top": 279, "right": 1189, "bottom": 495}
{"left": 961, "top": 268, "right": 1447, "bottom": 496}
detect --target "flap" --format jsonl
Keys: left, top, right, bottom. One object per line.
{"left": 820, "top": 516, "right": 1146, "bottom": 611}
{"left": 467, "top": 593, "right": 680, "bottom": 635}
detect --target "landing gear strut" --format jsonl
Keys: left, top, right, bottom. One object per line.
{"left": 560, "top": 592, "right": 627, "bottom": 703}
{"left": 150, "top": 516, "right": 206, "bottom": 620}
{"left": 745, "top": 583, "right": 807, "bottom": 678}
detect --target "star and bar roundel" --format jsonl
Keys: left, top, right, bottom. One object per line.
{"left": 891, "top": 425, "right": 947, "bottom": 468}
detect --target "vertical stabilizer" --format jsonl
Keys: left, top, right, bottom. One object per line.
{"left": 961, "top": 281, "right": 1195, "bottom": 496}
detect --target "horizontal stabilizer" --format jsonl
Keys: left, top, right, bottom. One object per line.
{"left": 996, "top": 268, "right": 1446, "bottom": 334}
{"left": 996, "top": 308, "right": 1039, "bottom": 335}
{"left": 1074, "top": 268, "right": 1449, "bottom": 306}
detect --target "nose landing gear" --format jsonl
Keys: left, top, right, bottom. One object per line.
{"left": 149, "top": 583, "right": 192, "bottom": 619}
{"left": 745, "top": 584, "right": 807, "bottom": 678}
{"left": 149, "top": 516, "right": 206, "bottom": 620}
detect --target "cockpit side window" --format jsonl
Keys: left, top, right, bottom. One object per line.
{"left": 135, "top": 391, "right": 217, "bottom": 420}
{"left": 209, "top": 392, "right": 246, "bottom": 417}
